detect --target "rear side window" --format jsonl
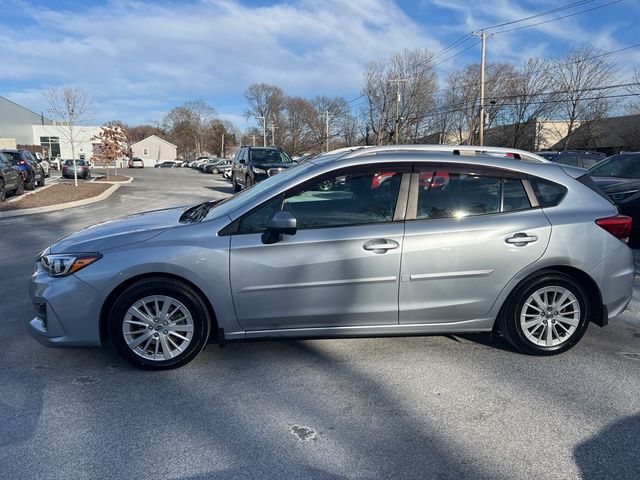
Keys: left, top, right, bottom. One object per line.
{"left": 557, "top": 155, "right": 580, "bottom": 167}
{"left": 416, "top": 169, "right": 531, "bottom": 220}
{"left": 529, "top": 178, "right": 568, "bottom": 207}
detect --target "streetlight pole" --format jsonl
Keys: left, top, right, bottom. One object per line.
{"left": 255, "top": 116, "right": 266, "bottom": 147}
{"left": 388, "top": 78, "right": 407, "bottom": 144}
{"left": 324, "top": 109, "right": 330, "bottom": 152}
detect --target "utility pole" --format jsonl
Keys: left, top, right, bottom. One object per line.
{"left": 251, "top": 134, "right": 256, "bottom": 147}
{"left": 471, "top": 30, "right": 491, "bottom": 146}
{"left": 324, "top": 109, "right": 330, "bottom": 152}
{"left": 256, "top": 116, "right": 266, "bottom": 147}
{"left": 221, "top": 133, "right": 225, "bottom": 158}
{"left": 388, "top": 78, "right": 407, "bottom": 144}
{"left": 270, "top": 121, "right": 277, "bottom": 146}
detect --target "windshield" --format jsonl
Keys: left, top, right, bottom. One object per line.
{"left": 588, "top": 154, "right": 640, "bottom": 179}
{"left": 204, "top": 160, "right": 317, "bottom": 221}
{"left": 249, "top": 149, "right": 293, "bottom": 164}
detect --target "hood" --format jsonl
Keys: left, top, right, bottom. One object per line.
{"left": 50, "top": 205, "right": 188, "bottom": 253}
{"left": 591, "top": 176, "right": 640, "bottom": 192}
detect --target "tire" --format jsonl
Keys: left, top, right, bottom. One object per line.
{"left": 37, "top": 175, "right": 45, "bottom": 187}
{"left": 0, "top": 180, "right": 5, "bottom": 202}
{"left": 245, "top": 175, "right": 252, "bottom": 188}
{"left": 497, "top": 271, "right": 590, "bottom": 356}
{"left": 15, "top": 177, "right": 24, "bottom": 196}
{"left": 212, "top": 168, "right": 219, "bottom": 174}
{"left": 25, "top": 173, "right": 35, "bottom": 190}
{"left": 232, "top": 173, "right": 241, "bottom": 192}
{"left": 108, "top": 278, "right": 211, "bottom": 370}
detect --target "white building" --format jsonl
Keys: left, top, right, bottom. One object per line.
{"left": 32, "top": 124, "right": 102, "bottom": 162}
{"left": 130, "top": 135, "right": 177, "bottom": 167}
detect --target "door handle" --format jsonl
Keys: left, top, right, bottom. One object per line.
{"left": 505, "top": 233, "right": 538, "bottom": 247}
{"left": 363, "top": 239, "right": 399, "bottom": 253}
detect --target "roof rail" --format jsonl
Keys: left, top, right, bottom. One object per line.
{"left": 336, "top": 144, "right": 549, "bottom": 163}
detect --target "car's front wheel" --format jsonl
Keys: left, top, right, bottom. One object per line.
{"left": 0, "top": 180, "right": 5, "bottom": 202}
{"left": 497, "top": 271, "right": 590, "bottom": 355}
{"left": 108, "top": 278, "right": 211, "bottom": 370}
{"left": 232, "top": 173, "right": 241, "bottom": 192}
{"left": 25, "top": 173, "right": 35, "bottom": 190}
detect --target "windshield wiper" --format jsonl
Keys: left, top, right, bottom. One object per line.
{"left": 179, "top": 200, "right": 221, "bottom": 223}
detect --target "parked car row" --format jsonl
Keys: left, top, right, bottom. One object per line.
{"left": 0, "top": 148, "right": 46, "bottom": 193}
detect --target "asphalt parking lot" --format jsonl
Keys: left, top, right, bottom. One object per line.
{"left": 1, "top": 167, "right": 639, "bottom": 479}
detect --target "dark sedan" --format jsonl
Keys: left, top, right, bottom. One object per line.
{"left": 62, "top": 159, "right": 91, "bottom": 179}
{"left": 589, "top": 152, "right": 640, "bottom": 246}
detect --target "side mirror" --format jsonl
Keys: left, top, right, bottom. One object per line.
{"left": 239, "top": 159, "right": 246, "bottom": 165}
{"left": 261, "top": 210, "right": 297, "bottom": 244}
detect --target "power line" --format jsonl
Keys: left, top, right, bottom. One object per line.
{"left": 494, "top": 0, "right": 624, "bottom": 34}
{"left": 478, "top": 0, "right": 598, "bottom": 31}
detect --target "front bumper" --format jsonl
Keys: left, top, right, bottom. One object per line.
{"left": 29, "top": 266, "right": 105, "bottom": 347}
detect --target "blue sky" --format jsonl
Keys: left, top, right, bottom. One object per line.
{"left": 0, "top": 0, "right": 638, "bottom": 128}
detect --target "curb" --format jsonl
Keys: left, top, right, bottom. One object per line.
{"left": 0, "top": 184, "right": 121, "bottom": 219}
{"left": 92, "top": 176, "right": 134, "bottom": 184}
{"left": 4, "top": 183, "right": 55, "bottom": 203}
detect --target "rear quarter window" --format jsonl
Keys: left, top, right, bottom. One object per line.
{"left": 529, "top": 177, "right": 568, "bottom": 208}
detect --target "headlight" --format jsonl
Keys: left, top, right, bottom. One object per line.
{"left": 40, "top": 253, "right": 102, "bottom": 277}
{"left": 252, "top": 167, "right": 266, "bottom": 174}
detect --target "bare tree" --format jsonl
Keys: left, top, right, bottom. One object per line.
{"left": 163, "top": 100, "right": 216, "bottom": 157}
{"left": 625, "top": 68, "right": 640, "bottom": 114}
{"left": 362, "top": 48, "right": 438, "bottom": 145}
{"left": 282, "top": 97, "right": 315, "bottom": 155}
{"left": 552, "top": 45, "right": 617, "bottom": 150}
{"left": 44, "top": 86, "right": 91, "bottom": 187}
{"left": 494, "top": 58, "right": 557, "bottom": 149}
{"left": 244, "top": 83, "right": 286, "bottom": 146}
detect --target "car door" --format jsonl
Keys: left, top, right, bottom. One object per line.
{"left": 399, "top": 165, "right": 552, "bottom": 324}
{"left": 229, "top": 165, "right": 410, "bottom": 331}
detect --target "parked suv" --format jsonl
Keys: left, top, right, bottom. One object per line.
{"left": 0, "top": 152, "right": 25, "bottom": 201}
{"left": 231, "top": 146, "right": 294, "bottom": 191}
{"left": 536, "top": 150, "right": 605, "bottom": 169}
{"left": 0, "top": 148, "right": 45, "bottom": 190}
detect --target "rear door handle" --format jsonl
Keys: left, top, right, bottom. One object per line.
{"left": 363, "top": 239, "right": 399, "bottom": 253}
{"left": 505, "top": 233, "right": 538, "bottom": 247}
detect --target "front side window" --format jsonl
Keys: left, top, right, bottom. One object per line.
{"left": 237, "top": 167, "right": 405, "bottom": 233}
{"left": 416, "top": 168, "right": 531, "bottom": 220}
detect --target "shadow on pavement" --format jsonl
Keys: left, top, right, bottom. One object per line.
{"left": 574, "top": 414, "right": 640, "bottom": 479}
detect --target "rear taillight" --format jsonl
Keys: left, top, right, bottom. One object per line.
{"left": 596, "top": 215, "right": 633, "bottom": 242}
{"left": 19, "top": 160, "right": 27, "bottom": 165}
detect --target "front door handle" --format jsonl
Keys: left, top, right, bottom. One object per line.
{"left": 505, "top": 233, "right": 538, "bottom": 247}
{"left": 363, "top": 239, "right": 399, "bottom": 254}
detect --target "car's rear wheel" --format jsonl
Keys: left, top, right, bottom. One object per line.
{"left": 497, "top": 271, "right": 590, "bottom": 355}
{"left": 0, "top": 180, "right": 5, "bottom": 202}
{"left": 25, "top": 173, "right": 35, "bottom": 190}
{"left": 108, "top": 278, "right": 211, "bottom": 370}
{"left": 37, "top": 174, "right": 45, "bottom": 187}
{"left": 15, "top": 176, "right": 24, "bottom": 196}
{"left": 232, "top": 173, "right": 241, "bottom": 192}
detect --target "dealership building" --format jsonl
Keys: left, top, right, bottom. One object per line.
{"left": 0, "top": 95, "right": 101, "bottom": 161}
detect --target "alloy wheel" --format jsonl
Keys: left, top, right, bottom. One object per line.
{"left": 122, "top": 295, "right": 194, "bottom": 361}
{"left": 519, "top": 286, "right": 580, "bottom": 347}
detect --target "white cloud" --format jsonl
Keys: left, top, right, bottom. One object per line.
{"left": 0, "top": 0, "right": 440, "bottom": 124}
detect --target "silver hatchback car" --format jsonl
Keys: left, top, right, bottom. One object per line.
{"left": 30, "top": 146, "right": 635, "bottom": 369}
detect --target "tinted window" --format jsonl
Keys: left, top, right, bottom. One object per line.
{"left": 557, "top": 155, "right": 580, "bottom": 167}
{"left": 249, "top": 149, "right": 293, "bottom": 164}
{"left": 2, "top": 152, "right": 21, "bottom": 164}
{"left": 529, "top": 178, "right": 567, "bottom": 207}
{"left": 416, "top": 170, "right": 530, "bottom": 220}
{"left": 238, "top": 167, "right": 404, "bottom": 233}
{"left": 582, "top": 155, "right": 601, "bottom": 169}
{"left": 588, "top": 154, "right": 640, "bottom": 179}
